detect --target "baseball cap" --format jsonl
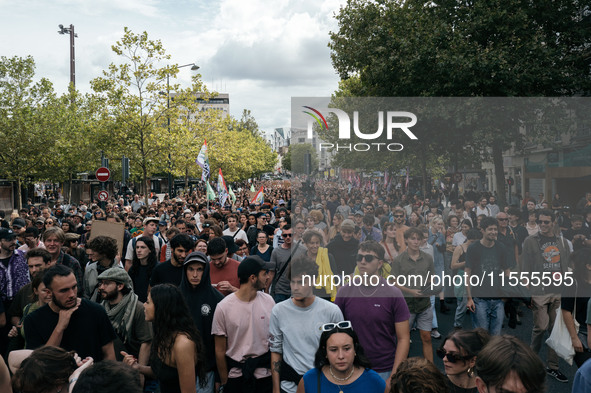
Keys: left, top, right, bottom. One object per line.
{"left": 340, "top": 219, "right": 355, "bottom": 232}
{"left": 237, "top": 256, "right": 273, "bottom": 281}
{"left": 183, "top": 251, "right": 208, "bottom": 267}
{"left": 11, "top": 218, "right": 26, "bottom": 228}
{"left": 0, "top": 228, "right": 16, "bottom": 241}
{"left": 221, "top": 236, "right": 239, "bottom": 254}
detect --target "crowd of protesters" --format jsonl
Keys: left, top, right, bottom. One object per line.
{"left": 0, "top": 178, "right": 591, "bottom": 392}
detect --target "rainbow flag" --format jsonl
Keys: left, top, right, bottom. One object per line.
{"left": 217, "top": 168, "right": 229, "bottom": 206}
{"left": 250, "top": 186, "right": 264, "bottom": 204}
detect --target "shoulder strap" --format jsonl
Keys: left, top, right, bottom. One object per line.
{"left": 317, "top": 368, "right": 321, "bottom": 393}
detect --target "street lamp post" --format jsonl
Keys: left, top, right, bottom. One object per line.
{"left": 57, "top": 24, "right": 78, "bottom": 88}
{"left": 166, "top": 63, "right": 199, "bottom": 197}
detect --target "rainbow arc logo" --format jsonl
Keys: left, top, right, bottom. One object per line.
{"left": 302, "top": 106, "right": 329, "bottom": 132}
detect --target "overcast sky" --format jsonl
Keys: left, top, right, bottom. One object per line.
{"left": 1, "top": 0, "right": 346, "bottom": 133}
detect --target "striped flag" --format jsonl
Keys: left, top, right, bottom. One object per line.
{"left": 217, "top": 168, "right": 229, "bottom": 206}
{"left": 250, "top": 186, "right": 264, "bottom": 204}
{"left": 196, "top": 140, "right": 210, "bottom": 182}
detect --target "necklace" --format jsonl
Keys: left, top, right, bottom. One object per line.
{"left": 358, "top": 284, "right": 379, "bottom": 297}
{"left": 329, "top": 365, "right": 355, "bottom": 381}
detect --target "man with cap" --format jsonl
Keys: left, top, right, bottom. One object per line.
{"left": 212, "top": 256, "right": 275, "bottom": 393}
{"left": 17, "top": 226, "right": 44, "bottom": 252}
{"left": 84, "top": 236, "right": 122, "bottom": 302}
{"left": 208, "top": 237, "right": 241, "bottom": 296}
{"left": 124, "top": 216, "right": 162, "bottom": 271}
{"left": 98, "top": 267, "right": 152, "bottom": 367}
{"left": 64, "top": 232, "right": 87, "bottom": 269}
{"left": 149, "top": 233, "right": 194, "bottom": 288}
{"left": 180, "top": 251, "right": 224, "bottom": 392}
{"left": 10, "top": 218, "right": 26, "bottom": 246}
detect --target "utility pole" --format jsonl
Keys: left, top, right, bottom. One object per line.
{"left": 58, "top": 24, "right": 78, "bottom": 87}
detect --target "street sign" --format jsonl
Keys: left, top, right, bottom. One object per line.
{"left": 96, "top": 167, "right": 111, "bottom": 182}
{"left": 97, "top": 190, "right": 109, "bottom": 201}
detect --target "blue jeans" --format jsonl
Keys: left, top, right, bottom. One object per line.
{"left": 471, "top": 298, "right": 504, "bottom": 335}
{"left": 273, "top": 293, "right": 290, "bottom": 303}
{"left": 196, "top": 371, "right": 215, "bottom": 393}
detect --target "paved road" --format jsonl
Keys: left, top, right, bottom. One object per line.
{"left": 408, "top": 299, "right": 576, "bottom": 393}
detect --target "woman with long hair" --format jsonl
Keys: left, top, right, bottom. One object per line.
{"left": 296, "top": 321, "right": 385, "bottom": 393}
{"left": 380, "top": 222, "right": 400, "bottom": 265}
{"left": 303, "top": 230, "right": 337, "bottom": 301}
{"left": 437, "top": 328, "right": 491, "bottom": 393}
{"left": 123, "top": 284, "right": 207, "bottom": 393}
{"left": 128, "top": 236, "right": 157, "bottom": 302}
{"left": 328, "top": 213, "right": 344, "bottom": 241}
{"left": 408, "top": 210, "right": 423, "bottom": 227}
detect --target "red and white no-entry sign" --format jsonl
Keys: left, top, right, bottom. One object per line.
{"left": 97, "top": 190, "right": 109, "bottom": 201}
{"left": 96, "top": 167, "right": 111, "bottom": 182}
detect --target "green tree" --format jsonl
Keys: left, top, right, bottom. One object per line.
{"left": 91, "top": 28, "right": 185, "bottom": 204}
{"left": 0, "top": 56, "right": 56, "bottom": 210}
{"left": 284, "top": 144, "right": 317, "bottom": 174}
{"left": 329, "top": 0, "right": 591, "bottom": 205}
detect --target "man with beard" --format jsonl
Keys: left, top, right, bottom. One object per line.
{"left": 42, "top": 227, "right": 84, "bottom": 296}
{"left": 208, "top": 237, "right": 241, "bottom": 296}
{"left": 326, "top": 219, "right": 359, "bottom": 275}
{"left": 180, "top": 251, "right": 224, "bottom": 392}
{"left": 269, "top": 256, "right": 343, "bottom": 393}
{"left": 24, "top": 264, "right": 116, "bottom": 360}
{"left": 97, "top": 268, "right": 152, "bottom": 366}
{"left": 149, "top": 233, "right": 194, "bottom": 288}
{"left": 212, "top": 256, "right": 275, "bottom": 393}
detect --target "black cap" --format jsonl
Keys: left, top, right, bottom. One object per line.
{"left": 0, "top": 228, "right": 16, "bottom": 241}
{"left": 237, "top": 256, "right": 273, "bottom": 281}
{"left": 184, "top": 251, "right": 208, "bottom": 267}
{"left": 11, "top": 218, "right": 26, "bottom": 228}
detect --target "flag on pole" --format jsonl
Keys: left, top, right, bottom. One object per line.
{"left": 196, "top": 140, "right": 210, "bottom": 182}
{"left": 250, "top": 186, "right": 264, "bottom": 204}
{"left": 217, "top": 168, "right": 229, "bottom": 206}
{"left": 228, "top": 186, "right": 236, "bottom": 203}
{"left": 384, "top": 171, "right": 389, "bottom": 187}
{"left": 206, "top": 181, "right": 216, "bottom": 200}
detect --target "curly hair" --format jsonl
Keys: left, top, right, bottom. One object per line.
{"left": 390, "top": 357, "right": 449, "bottom": 393}
{"left": 149, "top": 284, "right": 207, "bottom": 387}
{"left": 12, "top": 346, "right": 77, "bottom": 393}
{"left": 87, "top": 235, "right": 119, "bottom": 261}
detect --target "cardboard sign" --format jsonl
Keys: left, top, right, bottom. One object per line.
{"left": 88, "top": 220, "right": 125, "bottom": 258}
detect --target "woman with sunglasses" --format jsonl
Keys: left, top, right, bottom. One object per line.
{"left": 296, "top": 321, "right": 385, "bottom": 393}
{"left": 437, "top": 328, "right": 490, "bottom": 393}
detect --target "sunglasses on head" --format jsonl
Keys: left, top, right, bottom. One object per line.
{"left": 321, "top": 321, "right": 353, "bottom": 332}
{"left": 356, "top": 254, "right": 378, "bottom": 262}
{"left": 436, "top": 348, "right": 472, "bottom": 363}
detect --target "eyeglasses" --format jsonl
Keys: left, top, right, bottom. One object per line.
{"left": 356, "top": 254, "right": 377, "bottom": 263}
{"left": 282, "top": 233, "right": 292, "bottom": 238}
{"left": 497, "top": 218, "right": 508, "bottom": 221}
{"left": 537, "top": 220, "right": 552, "bottom": 225}
{"left": 436, "top": 348, "right": 473, "bottom": 363}
{"left": 321, "top": 321, "right": 353, "bottom": 332}
{"left": 394, "top": 215, "right": 404, "bottom": 218}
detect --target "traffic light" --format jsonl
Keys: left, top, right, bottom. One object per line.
{"left": 507, "top": 178, "right": 514, "bottom": 186}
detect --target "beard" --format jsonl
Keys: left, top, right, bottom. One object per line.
{"left": 100, "top": 288, "right": 119, "bottom": 302}
{"left": 52, "top": 294, "right": 76, "bottom": 310}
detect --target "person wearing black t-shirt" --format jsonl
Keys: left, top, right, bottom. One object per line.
{"left": 149, "top": 233, "right": 194, "bottom": 288}
{"left": 465, "top": 217, "right": 510, "bottom": 336}
{"left": 522, "top": 209, "right": 570, "bottom": 383}
{"left": 24, "top": 264, "right": 116, "bottom": 361}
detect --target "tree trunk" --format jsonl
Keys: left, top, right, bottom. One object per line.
{"left": 492, "top": 142, "right": 507, "bottom": 207}
{"left": 16, "top": 176, "right": 22, "bottom": 211}
{"left": 143, "top": 166, "right": 149, "bottom": 206}
{"left": 185, "top": 167, "right": 189, "bottom": 191}
{"left": 68, "top": 172, "right": 73, "bottom": 204}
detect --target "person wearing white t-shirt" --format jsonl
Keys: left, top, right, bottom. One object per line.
{"left": 222, "top": 214, "right": 248, "bottom": 243}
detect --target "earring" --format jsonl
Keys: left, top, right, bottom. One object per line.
{"left": 467, "top": 367, "right": 474, "bottom": 378}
